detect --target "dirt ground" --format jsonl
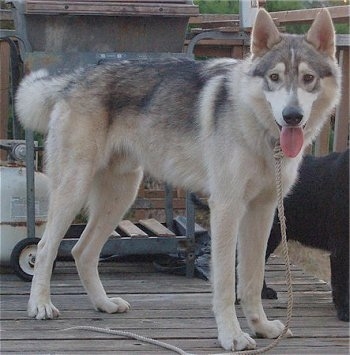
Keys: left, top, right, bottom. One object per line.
{"left": 276, "top": 241, "right": 331, "bottom": 283}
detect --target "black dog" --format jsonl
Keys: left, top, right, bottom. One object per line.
{"left": 264, "top": 150, "right": 349, "bottom": 322}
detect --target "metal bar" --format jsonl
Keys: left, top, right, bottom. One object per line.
{"left": 58, "top": 236, "right": 187, "bottom": 259}
{"left": 185, "top": 191, "right": 195, "bottom": 277}
{"left": 186, "top": 30, "right": 250, "bottom": 56}
{"left": 10, "top": 0, "right": 32, "bottom": 53}
{"left": 165, "top": 184, "right": 174, "bottom": 232}
{"left": 25, "top": 128, "right": 35, "bottom": 239}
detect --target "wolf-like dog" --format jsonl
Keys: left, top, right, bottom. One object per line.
{"left": 16, "top": 9, "right": 340, "bottom": 351}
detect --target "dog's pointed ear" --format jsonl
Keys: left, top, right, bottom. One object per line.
{"left": 306, "top": 9, "right": 336, "bottom": 58}
{"left": 251, "top": 9, "right": 281, "bottom": 57}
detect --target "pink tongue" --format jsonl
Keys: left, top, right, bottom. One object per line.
{"left": 280, "top": 127, "right": 304, "bottom": 158}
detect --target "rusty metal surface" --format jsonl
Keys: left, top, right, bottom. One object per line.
{"left": 23, "top": 51, "right": 190, "bottom": 74}
{"left": 26, "top": 15, "right": 189, "bottom": 53}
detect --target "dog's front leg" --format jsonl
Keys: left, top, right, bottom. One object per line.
{"left": 210, "top": 198, "right": 256, "bottom": 351}
{"left": 237, "top": 197, "right": 293, "bottom": 338}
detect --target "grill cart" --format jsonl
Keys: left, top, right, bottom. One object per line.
{"left": 1, "top": 0, "right": 201, "bottom": 280}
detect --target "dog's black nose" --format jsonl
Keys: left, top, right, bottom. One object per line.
{"left": 282, "top": 107, "right": 303, "bottom": 125}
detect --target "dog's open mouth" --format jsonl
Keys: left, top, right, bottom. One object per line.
{"left": 277, "top": 124, "right": 304, "bottom": 158}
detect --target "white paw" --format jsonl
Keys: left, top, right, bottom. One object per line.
{"left": 219, "top": 331, "right": 256, "bottom": 351}
{"left": 253, "top": 319, "right": 293, "bottom": 339}
{"left": 28, "top": 299, "right": 60, "bottom": 320}
{"left": 95, "top": 297, "right": 130, "bottom": 313}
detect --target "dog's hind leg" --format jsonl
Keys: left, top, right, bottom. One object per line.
{"left": 28, "top": 164, "right": 95, "bottom": 320}
{"left": 237, "top": 197, "right": 293, "bottom": 338}
{"left": 71, "top": 157, "right": 143, "bottom": 314}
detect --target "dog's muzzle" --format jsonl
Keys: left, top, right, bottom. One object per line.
{"left": 282, "top": 106, "right": 303, "bottom": 126}
{"left": 278, "top": 106, "right": 304, "bottom": 158}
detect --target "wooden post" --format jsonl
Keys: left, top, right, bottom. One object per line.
{"left": 231, "top": 45, "right": 244, "bottom": 59}
{"left": 0, "top": 40, "right": 10, "bottom": 161}
{"left": 334, "top": 48, "right": 349, "bottom": 152}
{"left": 314, "top": 120, "right": 331, "bottom": 156}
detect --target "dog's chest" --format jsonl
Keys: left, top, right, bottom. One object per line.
{"left": 242, "top": 155, "right": 301, "bottom": 203}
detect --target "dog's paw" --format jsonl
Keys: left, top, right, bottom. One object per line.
{"left": 253, "top": 319, "right": 292, "bottom": 339}
{"left": 28, "top": 299, "right": 60, "bottom": 320}
{"left": 337, "top": 307, "right": 349, "bottom": 322}
{"left": 233, "top": 332, "right": 257, "bottom": 351}
{"left": 219, "top": 331, "right": 256, "bottom": 351}
{"left": 261, "top": 286, "right": 278, "bottom": 300}
{"left": 95, "top": 297, "right": 130, "bottom": 313}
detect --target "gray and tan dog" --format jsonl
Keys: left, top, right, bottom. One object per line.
{"left": 16, "top": 9, "right": 340, "bottom": 351}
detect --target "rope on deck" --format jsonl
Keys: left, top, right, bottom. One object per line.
{"left": 62, "top": 325, "right": 194, "bottom": 355}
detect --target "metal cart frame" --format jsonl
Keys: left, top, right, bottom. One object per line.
{"left": 2, "top": 0, "right": 202, "bottom": 278}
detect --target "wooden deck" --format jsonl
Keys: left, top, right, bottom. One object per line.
{"left": 1, "top": 255, "right": 349, "bottom": 354}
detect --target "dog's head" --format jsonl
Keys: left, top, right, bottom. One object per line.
{"left": 249, "top": 9, "right": 341, "bottom": 158}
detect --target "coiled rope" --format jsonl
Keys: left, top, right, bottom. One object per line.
{"left": 63, "top": 142, "right": 293, "bottom": 355}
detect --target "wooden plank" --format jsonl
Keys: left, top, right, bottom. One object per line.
{"left": 0, "top": 309, "right": 339, "bottom": 324}
{"left": 118, "top": 220, "right": 148, "bottom": 237}
{"left": 139, "top": 218, "right": 176, "bottom": 237}
{"left": 1, "top": 338, "right": 349, "bottom": 354}
{"left": 188, "top": 6, "right": 350, "bottom": 25}
{"left": 25, "top": 1, "right": 199, "bottom": 16}
{"left": 27, "top": 0, "right": 187, "bottom": 3}
{"left": 1, "top": 318, "right": 348, "bottom": 339}
{"left": 269, "top": 5, "right": 350, "bottom": 24}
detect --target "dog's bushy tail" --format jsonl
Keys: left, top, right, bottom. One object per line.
{"left": 15, "top": 70, "right": 62, "bottom": 134}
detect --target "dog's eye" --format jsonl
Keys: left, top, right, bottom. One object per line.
{"left": 303, "top": 74, "right": 314, "bottom": 84}
{"left": 270, "top": 73, "right": 279, "bottom": 82}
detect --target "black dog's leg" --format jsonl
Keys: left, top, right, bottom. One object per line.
{"left": 330, "top": 251, "right": 349, "bottom": 322}
{"left": 261, "top": 223, "right": 282, "bottom": 299}
{"left": 261, "top": 280, "right": 278, "bottom": 299}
